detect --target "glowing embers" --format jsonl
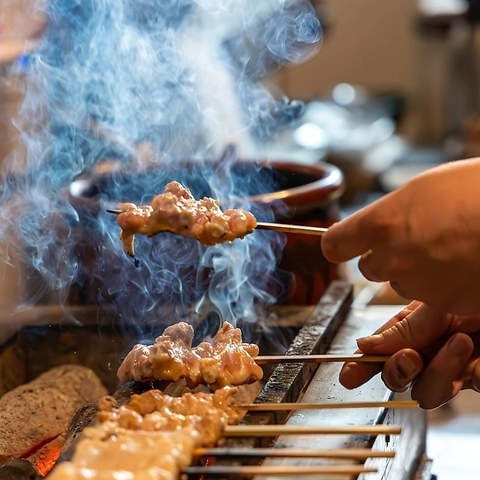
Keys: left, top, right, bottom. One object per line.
{"left": 0, "top": 365, "right": 107, "bottom": 474}
{"left": 117, "top": 321, "right": 264, "bottom": 389}
{"left": 47, "top": 388, "right": 240, "bottom": 480}
{"left": 116, "top": 181, "right": 257, "bottom": 256}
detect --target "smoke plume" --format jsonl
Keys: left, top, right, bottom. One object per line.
{"left": 0, "top": 0, "right": 322, "bottom": 334}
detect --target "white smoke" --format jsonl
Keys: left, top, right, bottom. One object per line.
{"left": 0, "top": 0, "right": 322, "bottom": 333}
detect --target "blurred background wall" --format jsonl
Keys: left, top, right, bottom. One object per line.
{"left": 279, "top": 0, "right": 469, "bottom": 146}
{"left": 280, "top": 0, "right": 419, "bottom": 97}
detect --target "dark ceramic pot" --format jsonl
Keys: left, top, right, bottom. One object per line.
{"left": 65, "top": 158, "right": 345, "bottom": 322}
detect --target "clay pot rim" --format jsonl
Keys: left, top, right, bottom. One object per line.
{"left": 69, "top": 159, "right": 345, "bottom": 213}
{"left": 247, "top": 159, "right": 345, "bottom": 208}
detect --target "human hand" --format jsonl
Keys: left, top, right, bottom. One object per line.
{"left": 321, "top": 158, "right": 480, "bottom": 314}
{"left": 340, "top": 301, "right": 480, "bottom": 409}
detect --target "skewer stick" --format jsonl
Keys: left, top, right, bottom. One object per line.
{"left": 236, "top": 400, "right": 418, "bottom": 411}
{"left": 106, "top": 209, "right": 327, "bottom": 236}
{"left": 255, "top": 222, "right": 328, "bottom": 236}
{"left": 223, "top": 425, "right": 402, "bottom": 437}
{"left": 254, "top": 354, "right": 390, "bottom": 364}
{"left": 193, "top": 447, "right": 395, "bottom": 459}
{"left": 182, "top": 465, "right": 377, "bottom": 476}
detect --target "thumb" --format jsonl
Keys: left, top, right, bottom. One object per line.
{"left": 357, "top": 303, "right": 451, "bottom": 354}
{"left": 472, "top": 360, "right": 480, "bottom": 393}
{"left": 321, "top": 208, "right": 373, "bottom": 263}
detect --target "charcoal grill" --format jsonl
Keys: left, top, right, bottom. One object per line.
{"left": 0, "top": 280, "right": 431, "bottom": 479}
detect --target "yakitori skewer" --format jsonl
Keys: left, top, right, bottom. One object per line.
{"left": 254, "top": 354, "right": 390, "bottom": 364}
{"left": 223, "top": 424, "right": 402, "bottom": 437}
{"left": 106, "top": 209, "right": 327, "bottom": 236}
{"left": 182, "top": 465, "right": 377, "bottom": 477}
{"left": 193, "top": 447, "right": 395, "bottom": 459}
{"left": 236, "top": 400, "right": 418, "bottom": 411}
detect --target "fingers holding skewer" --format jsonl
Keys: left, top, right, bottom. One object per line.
{"left": 339, "top": 301, "right": 424, "bottom": 391}
{"left": 339, "top": 301, "right": 480, "bottom": 410}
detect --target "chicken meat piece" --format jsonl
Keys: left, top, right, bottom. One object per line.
{"left": 48, "top": 388, "right": 240, "bottom": 480}
{"left": 98, "top": 387, "right": 239, "bottom": 447}
{"left": 117, "top": 321, "right": 264, "bottom": 389}
{"left": 116, "top": 181, "right": 257, "bottom": 255}
{"left": 117, "top": 322, "right": 197, "bottom": 386}
{"left": 48, "top": 430, "right": 195, "bottom": 480}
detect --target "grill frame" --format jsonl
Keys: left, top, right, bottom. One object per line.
{"left": 223, "top": 280, "right": 353, "bottom": 452}
{"left": 0, "top": 281, "right": 429, "bottom": 479}
{"left": 249, "top": 302, "right": 429, "bottom": 480}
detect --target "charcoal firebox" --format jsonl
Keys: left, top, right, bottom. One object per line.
{"left": 0, "top": 281, "right": 430, "bottom": 479}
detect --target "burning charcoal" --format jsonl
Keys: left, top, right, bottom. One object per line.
{"left": 0, "top": 365, "right": 107, "bottom": 473}
{"left": 0, "top": 460, "right": 41, "bottom": 480}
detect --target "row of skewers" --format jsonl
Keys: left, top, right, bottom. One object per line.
{"left": 64, "top": 184, "right": 406, "bottom": 478}
{"left": 45, "top": 320, "right": 412, "bottom": 479}
{"left": 48, "top": 383, "right": 412, "bottom": 479}
{"left": 187, "top": 396, "right": 412, "bottom": 478}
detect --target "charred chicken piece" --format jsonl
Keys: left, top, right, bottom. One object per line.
{"left": 117, "top": 321, "right": 264, "bottom": 389}
{"left": 116, "top": 181, "right": 257, "bottom": 255}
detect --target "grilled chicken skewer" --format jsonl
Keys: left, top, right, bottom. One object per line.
{"left": 105, "top": 180, "right": 327, "bottom": 255}
{"left": 107, "top": 209, "right": 327, "bottom": 236}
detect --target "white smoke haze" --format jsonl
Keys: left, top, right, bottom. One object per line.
{"left": 0, "top": 0, "right": 322, "bottom": 334}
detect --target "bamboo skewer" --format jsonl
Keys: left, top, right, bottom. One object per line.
{"left": 106, "top": 209, "right": 328, "bottom": 236}
{"left": 255, "top": 222, "right": 327, "bottom": 236}
{"left": 193, "top": 447, "right": 395, "bottom": 459}
{"left": 182, "top": 465, "right": 378, "bottom": 476}
{"left": 223, "top": 425, "right": 402, "bottom": 437}
{"left": 254, "top": 354, "right": 391, "bottom": 364}
{"left": 235, "top": 400, "right": 418, "bottom": 411}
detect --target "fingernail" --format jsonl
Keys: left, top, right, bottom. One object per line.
{"left": 356, "top": 334, "right": 383, "bottom": 348}
{"left": 447, "top": 334, "right": 467, "bottom": 356}
{"left": 397, "top": 353, "right": 417, "bottom": 379}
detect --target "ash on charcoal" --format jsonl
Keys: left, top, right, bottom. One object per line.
{"left": 0, "top": 364, "right": 107, "bottom": 467}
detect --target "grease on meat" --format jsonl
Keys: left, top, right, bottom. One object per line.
{"left": 47, "top": 388, "right": 240, "bottom": 480}
{"left": 117, "top": 321, "right": 263, "bottom": 389}
{"left": 116, "top": 181, "right": 257, "bottom": 255}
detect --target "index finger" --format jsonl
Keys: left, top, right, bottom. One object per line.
{"left": 321, "top": 207, "right": 374, "bottom": 263}
{"left": 339, "top": 302, "right": 422, "bottom": 389}
{"left": 358, "top": 303, "right": 451, "bottom": 354}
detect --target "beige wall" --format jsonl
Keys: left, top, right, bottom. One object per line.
{"left": 280, "top": 0, "right": 420, "bottom": 96}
